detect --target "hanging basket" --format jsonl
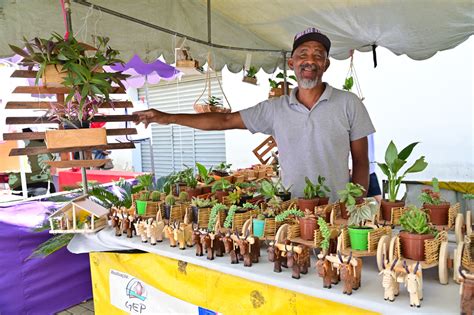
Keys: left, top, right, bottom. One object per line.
{"left": 193, "top": 103, "right": 231, "bottom": 113}
{"left": 242, "top": 76, "right": 257, "bottom": 85}
{"left": 268, "top": 82, "right": 292, "bottom": 99}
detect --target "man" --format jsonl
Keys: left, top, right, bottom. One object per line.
{"left": 134, "top": 28, "right": 375, "bottom": 201}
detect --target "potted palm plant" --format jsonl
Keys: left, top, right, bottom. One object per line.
{"left": 399, "top": 205, "right": 437, "bottom": 261}
{"left": 337, "top": 182, "right": 365, "bottom": 219}
{"left": 419, "top": 177, "right": 450, "bottom": 225}
{"left": 315, "top": 175, "right": 331, "bottom": 205}
{"left": 347, "top": 198, "right": 378, "bottom": 250}
{"left": 243, "top": 66, "right": 258, "bottom": 85}
{"left": 377, "top": 141, "right": 428, "bottom": 221}
{"left": 297, "top": 177, "right": 319, "bottom": 212}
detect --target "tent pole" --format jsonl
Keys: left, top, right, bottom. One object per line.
{"left": 207, "top": 0, "right": 212, "bottom": 44}
{"left": 64, "top": 0, "right": 73, "bottom": 36}
{"left": 144, "top": 75, "right": 156, "bottom": 177}
{"left": 282, "top": 51, "right": 288, "bottom": 96}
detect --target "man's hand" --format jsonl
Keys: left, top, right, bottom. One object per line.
{"left": 133, "top": 109, "right": 168, "bottom": 128}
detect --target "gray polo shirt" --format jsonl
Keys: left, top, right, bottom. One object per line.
{"left": 240, "top": 83, "right": 376, "bottom": 202}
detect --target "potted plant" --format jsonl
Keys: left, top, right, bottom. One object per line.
{"left": 298, "top": 177, "right": 319, "bottom": 213}
{"left": 163, "top": 194, "right": 176, "bottom": 219}
{"left": 315, "top": 175, "right": 331, "bottom": 205}
{"left": 184, "top": 172, "right": 201, "bottom": 200}
{"left": 211, "top": 162, "right": 232, "bottom": 178}
{"left": 419, "top": 177, "right": 450, "bottom": 225}
{"left": 136, "top": 191, "right": 150, "bottom": 215}
{"left": 337, "top": 182, "right": 365, "bottom": 219}
{"left": 194, "top": 96, "right": 230, "bottom": 114}
{"left": 252, "top": 213, "right": 266, "bottom": 237}
{"left": 299, "top": 209, "right": 318, "bottom": 241}
{"left": 399, "top": 205, "right": 437, "bottom": 261}
{"left": 211, "top": 178, "right": 232, "bottom": 202}
{"left": 10, "top": 33, "right": 126, "bottom": 129}
{"left": 243, "top": 66, "right": 258, "bottom": 85}
{"left": 276, "top": 178, "right": 293, "bottom": 201}
{"left": 190, "top": 197, "right": 216, "bottom": 225}
{"left": 347, "top": 198, "right": 378, "bottom": 250}
{"left": 377, "top": 141, "right": 428, "bottom": 221}
{"left": 268, "top": 71, "right": 297, "bottom": 98}
{"left": 196, "top": 162, "right": 215, "bottom": 194}
{"left": 208, "top": 203, "right": 227, "bottom": 232}
{"left": 317, "top": 217, "right": 338, "bottom": 254}
{"left": 227, "top": 189, "right": 242, "bottom": 206}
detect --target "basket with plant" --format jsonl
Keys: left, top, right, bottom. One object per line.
{"left": 275, "top": 207, "right": 304, "bottom": 239}
{"left": 243, "top": 66, "right": 258, "bottom": 85}
{"left": 268, "top": 71, "right": 297, "bottom": 98}
{"left": 419, "top": 177, "right": 452, "bottom": 226}
{"left": 297, "top": 177, "right": 319, "bottom": 213}
{"left": 346, "top": 198, "right": 379, "bottom": 250}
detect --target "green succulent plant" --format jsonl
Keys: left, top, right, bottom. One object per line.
{"left": 315, "top": 175, "right": 331, "bottom": 198}
{"left": 208, "top": 203, "right": 227, "bottom": 232}
{"left": 150, "top": 191, "right": 161, "bottom": 202}
{"left": 165, "top": 194, "right": 176, "bottom": 206}
{"left": 224, "top": 205, "right": 239, "bottom": 228}
{"left": 191, "top": 197, "right": 216, "bottom": 208}
{"left": 303, "top": 177, "right": 318, "bottom": 199}
{"left": 245, "top": 66, "right": 258, "bottom": 79}
{"left": 400, "top": 206, "right": 436, "bottom": 235}
{"left": 318, "top": 217, "right": 331, "bottom": 251}
{"left": 275, "top": 208, "right": 304, "bottom": 222}
{"left": 179, "top": 191, "right": 189, "bottom": 202}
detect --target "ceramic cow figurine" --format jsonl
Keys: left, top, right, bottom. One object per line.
{"left": 379, "top": 257, "right": 399, "bottom": 302}
{"left": 403, "top": 261, "right": 422, "bottom": 308}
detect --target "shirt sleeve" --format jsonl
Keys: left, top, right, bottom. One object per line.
{"left": 347, "top": 94, "right": 376, "bottom": 141}
{"left": 238, "top": 99, "right": 276, "bottom": 135}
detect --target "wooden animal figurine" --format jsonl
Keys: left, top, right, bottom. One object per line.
{"left": 285, "top": 245, "right": 300, "bottom": 279}
{"left": 222, "top": 233, "right": 239, "bottom": 264}
{"left": 325, "top": 251, "right": 362, "bottom": 295}
{"left": 134, "top": 221, "right": 147, "bottom": 243}
{"left": 192, "top": 225, "right": 203, "bottom": 256}
{"left": 155, "top": 209, "right": 165, "bottom": 242}
{"left": 164, "top": 224, "right": 177, "bottom": 247}
{"left": 125, "top": 215, "right": 134, "bottom": 238}
{"left": 148, "top": 222, "right": 159, "bottom": 245}
{"left": 458, "top": 267, "right": 474, "bottom": 315}
{"left": 173, "top": 223, "right": 187, "bottom": 250}
{"left": 183, "top": 223, "right": 194, "bottom": 247}
{"left": 232, "top": 232, "right": 255, "bottom": 267}
{"left": 379, "top": 257, "right": 399, "bottom": 302}
{"left": 201, "top": 232, "right": 214, "bottom": 260}
{"left": 273, "top": 246, "right": 283, "bottom": 273}
{"left": 275, "top": 243, "right": 306, "bottom": 279}
{"left": 266, "top": 240, "right": 276, "bottom": 262}
{"left": 215, "top": 232, "right": 226, "bottom": 257}
{"left": 403, "top": 261, "right": 422, "bottom": 308}
{"left": 316, "top": 250, "right": 338, "bottom": 288}
{"left": 113, "top": 213, "right": 122, "bottom": 236}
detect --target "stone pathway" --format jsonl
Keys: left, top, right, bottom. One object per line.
{"left": 56, "top": 299, "right": 94, "bottom": 315}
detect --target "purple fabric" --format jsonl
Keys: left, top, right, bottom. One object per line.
{"left": 105, "top": 54, "right": 181, "bottom": 88}
{"left": 0, "top": 201, "right": 92, "bottom": 314}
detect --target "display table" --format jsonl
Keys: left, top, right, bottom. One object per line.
{"left": 58, "top": 169, "right": 143, "bottom": 190}
{"left": 69, "top": 228, "right": 460, "bottom": 314}
{"left": 0, "top": 201, "right": 92, "bottom": 314}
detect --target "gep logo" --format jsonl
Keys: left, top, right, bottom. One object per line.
{"left": 125, "top": 278, "right": 147, "bottom": 313}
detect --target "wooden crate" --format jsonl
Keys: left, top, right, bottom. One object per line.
{"left": 45, "top": 128, "right": 107, "bottom": 149}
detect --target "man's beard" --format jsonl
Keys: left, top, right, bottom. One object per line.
{"left": 297, "top": 63, "right": 319, "bottom": 89}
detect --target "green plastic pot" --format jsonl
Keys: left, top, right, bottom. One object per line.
{"left": 136, "top": 200, "right": 147, "bottom": 215}
{"left": 348, "top": 226, "right": 373, "bottom": 250}
{"left": 253, "top": 219, "right": 265, "bottom": 237}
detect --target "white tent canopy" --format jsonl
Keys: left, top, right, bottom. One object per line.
{"left": 1, "top": 0, "right": 473, "bottom": 72}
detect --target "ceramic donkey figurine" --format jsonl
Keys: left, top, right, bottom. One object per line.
{"left": 403, "top": 261, "right": 422, "bottom": 308}
{"left": 379, "top": 256, "right": 399, "bottom": 302}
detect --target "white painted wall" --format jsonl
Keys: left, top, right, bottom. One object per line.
{"left": 223, "top": 36, "right": 474, "bottom": 182}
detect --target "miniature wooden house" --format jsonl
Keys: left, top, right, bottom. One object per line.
{"left": 49, "top": 195, "right": 109, "bottom": 234}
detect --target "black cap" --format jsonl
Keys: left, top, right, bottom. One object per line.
{"left": 291, "top": 28, "right": 331, "bottom": 56}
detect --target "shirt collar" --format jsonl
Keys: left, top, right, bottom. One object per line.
{"left": 289, "top": 83, "right": 333, "bottom": 109}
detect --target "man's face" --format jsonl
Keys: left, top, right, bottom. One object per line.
{"left": 289, "top": 41, "right": 329, "bottom": 89}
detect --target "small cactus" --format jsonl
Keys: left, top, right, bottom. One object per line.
{"left": 151, "top": 191, "right": 161, "bottom": 202}
{"left": 165, "top": 194, "right": 176, "bottom": 206}
{"left": 139, "top": 191, "right": 150, "bottom": 201}
{"left": 179, "top": 191, "right": 189, "bottom": 202}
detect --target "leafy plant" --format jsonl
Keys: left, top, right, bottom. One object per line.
{"left": 211, "top": 178, "right": 232, "bottom": 193}
{"left": 256, "top": 213, "right": 265, "bottom": 220}
{"left": 400, "top": 206, "right": 437, "bottom": 235}
{"left": 347, "top": 198, "right": 378, "bottom": 227}
{"left": 224, "top": 205, "right": 239, "bottom": 228}
{"left": 196, "top": 162, "right": 215, "bottom": 185}
{"left": 245, "top": 66, "right": 258, "bottom": 78}
{"left": 338, "top": 182, "right": 365, "bottom": 207}
{"left": 135, "top": 173, "right": 154, "bottom": 191}
{"left": 275, "top": 207, "right": 304, "bottom": 222}
{"left": 89, "top": 179, "right": 137, "bottom": 209}
{"left": 139, "top": 191, "right": 150, "bottom": 201}
{"left": 259, "top": 179, "right": 277, "bottom": 199}
{"left": 185, "top": 173, "right": 198, "bottom": 189}
{"left": 377, "top": 141, "right": 428, "bottom": 202}
{"left": 214, "top": 162, "right": 232, "bottom": 173}
{"left": 342, "top": 76, "right": 354, "bottom": 91}
{"left": 208, "top": 203, "right": 227, "bottom": 231}
{"left": 315, "top": 175, "right": 331, "bottom": 198}
{"left": 303, "top": 177, "right": 317, "bottom": 199}
{"left": 227, "top": 189, "right": 242, "bottom": 205}
{"left": 191, "top": 197, "right": 216, "bottom": 208}
{"left": 10, "top": 33, "right": 127, "bottom": 124}
{"left": 419, "top": 177, "right": 445, "bottom": 205}
{"left": 463, "top": 193, "right": 474, "bottom": 200}
{"left": 276, "top": 178, "right": 293, "bottom": 194}
{"left": 205, "top": 96, "right": 223, "bottom": 107}
{"left": 318, "top": 217, "right": 331, "bottom": 251}
{"left": 268, "top": 71, "right": 297, "bottom": 89}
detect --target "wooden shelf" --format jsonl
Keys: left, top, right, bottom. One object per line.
{"left": 10, "top": 70, "right": 37, "bottom": 78}
{"left": 45, "top": 159, "right": 110, "bottom": 168}
{"left": 9, "top": 142, "right": 135, "bottom": 156}
{"left": 340, "top": 247, "right": 376, "bottom": 257}
{"left": 5, "top": 100, "right": 133, "bottom": 110}
{"left": 289, "top": 237, "right": 316, "bottom": 248}
{"left": 12, "top": 86, "right": 125, "bottom": 94}
{"left": 6, "top": 115, "right": 138, "bottom": 125}
{"left": 3, "top": 128, "right": 137, "bottom": 141}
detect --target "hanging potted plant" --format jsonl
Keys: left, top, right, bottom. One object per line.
{"left": 377, "top": 141, "right": 428, "bottom": 221}
{"left": 242, "top": 66, "right": 258, "bottom": 85}
{"left": 399, "top": 206, "right": 437, "bottom": 261}
{"left": 337, "top": 182, "right": 365, "bottom": 219}
{"left": 315, "top": 175, "right": 331, "bottom": 205}
{"left": 419, "top": 177, "right": 450, "bottom": 225}
{"left": 347, "top": 198, "right": 378, "bottom": 250}
{"left": 298, "top": 177, "right": 319, "bottom": 213}
{"left": 268, "top": 71, "right": 297, "bottom": 98}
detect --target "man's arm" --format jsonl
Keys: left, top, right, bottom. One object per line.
{"left": 350, "top": 136, "right": 369, "bottom": 196}
{"left": 133, "top": 109, "right": 246, "bottom": 131}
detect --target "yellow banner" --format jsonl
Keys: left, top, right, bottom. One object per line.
{"left": 90, "top": 252, "right": 378, "bottom": 315}
{"left": 420, "top": 181, "right": 474, "bottom": 194}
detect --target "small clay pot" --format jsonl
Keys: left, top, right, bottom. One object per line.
{"left": 297, "top": 198, "right": 319, "bottom": 213}
{"left": 214, "top": 190, "right": 229, "bottom": 202}
{"left": 299, "top": 217, "right": 317, "bottom": 241}
{"left": 399, "top": 231, "right": 434, "bottom": 261}
{"left": 380, "top": 199, "right": 405, "bottom": 221}
{"left": 186, "top": 187, "right": 202, "bottom": 200}
{"left": 200, "top": 185, "right": 212, "bottom": 195}
{"left": 276, "top": 191, "right": 292, "bottom": 201}
{"left": 318, "top": 197, "right": 330, "bottom": 206}
{"left": 423, "top": 202, "right": 450, "bottom": 225}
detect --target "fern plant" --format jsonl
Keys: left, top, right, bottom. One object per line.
{"left": 208, "top": 203, "right": 227, "bottom": 232}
